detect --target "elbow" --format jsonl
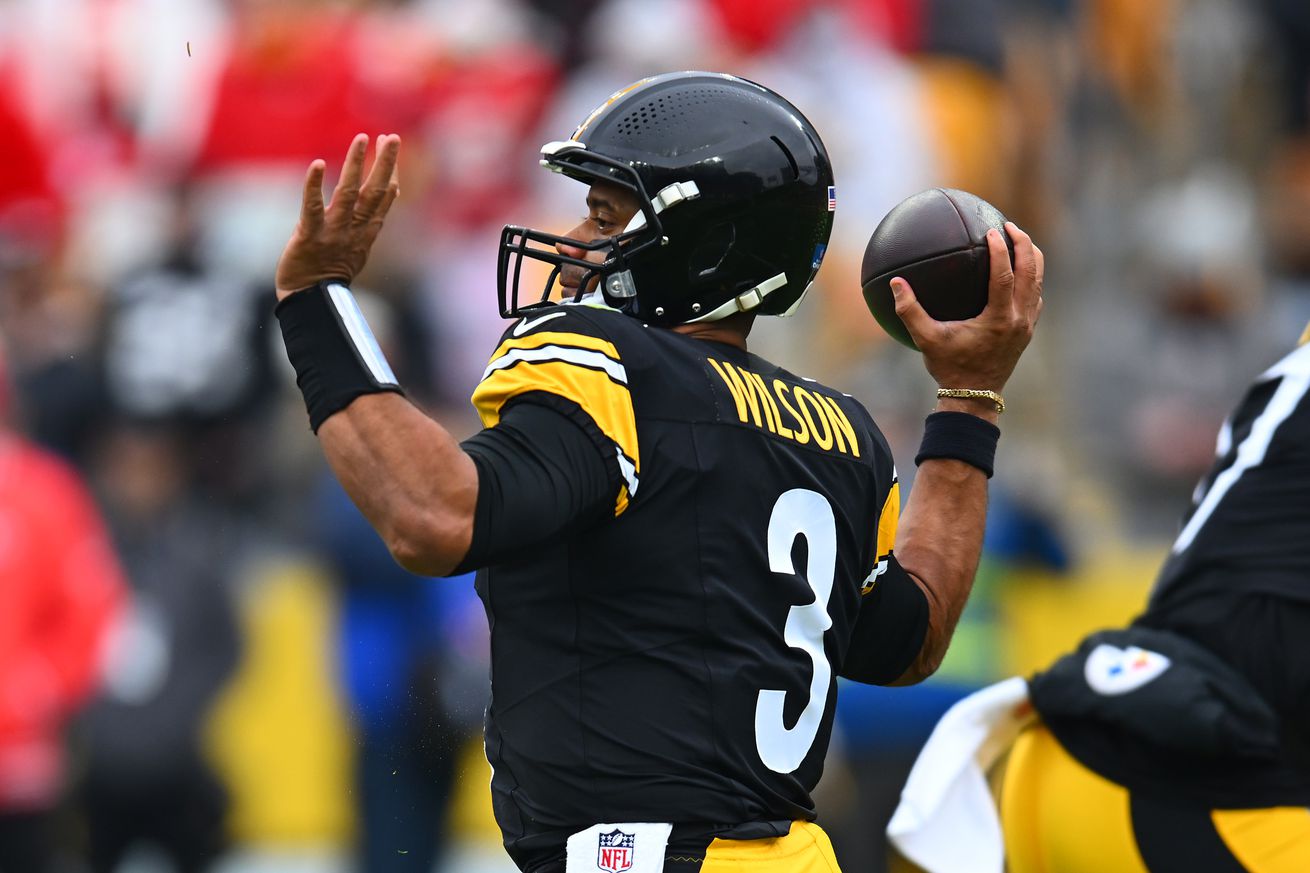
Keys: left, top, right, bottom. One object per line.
{"left": 382, "top": 510, "right": 472, "bottom": 578}
{"left": 386, "top": 535, "right": 448, "bottom": 577}
{"left": 889, "top": 565, "right": 964, "bottom": 686}
{"left": 890, "top": 645, "right": 945, "bottom": 686}
{"left": 888, "top": 589, "right": 951, "bottom": 686}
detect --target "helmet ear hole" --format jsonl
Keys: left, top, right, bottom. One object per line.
{"left": 688, "top": 222, "right": 736, "bottom": 280}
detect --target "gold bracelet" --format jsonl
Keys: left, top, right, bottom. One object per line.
{"left": 937, "top": 388, "right": 1004, "bottom": 414}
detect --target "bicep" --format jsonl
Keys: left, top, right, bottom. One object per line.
{"left": 455, "top": 397, "right": 620, "bottom": 572}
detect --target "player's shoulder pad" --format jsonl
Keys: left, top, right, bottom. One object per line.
{"left": 801, "top": 378, "right": 892, "bottom": 475}
{"left": 482, "top": 302, "right": 631, "bottom": 394}
{"left": 475, "top": 301, "right": 641, "bottom": 516}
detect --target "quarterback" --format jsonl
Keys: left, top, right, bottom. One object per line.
{"left": 272, "top": 73, "right": 1042, "bottom": 873}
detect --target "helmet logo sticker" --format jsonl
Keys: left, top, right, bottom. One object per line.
{"left": 572, "top": 78, "right": 657, "bottom": 141}
{"left": 827, "top": 186, "right": 836, "bottom": 212}
{"left": 811, "top": 243, "right": 827, "bottom": 271}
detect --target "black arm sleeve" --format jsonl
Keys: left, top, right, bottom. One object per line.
{"left": 452, "top": 396, "right": 621, "bottom": 574}
{"left": 839, "top": 556, "right": 930, "bottom": 685}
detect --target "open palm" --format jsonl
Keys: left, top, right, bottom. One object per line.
{"left": 275, "top": 133, "right": 401, "bottom": 300}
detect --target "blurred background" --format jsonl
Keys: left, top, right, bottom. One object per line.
{"left": 1, "top": 0, "right": 1308, "bottom": 871}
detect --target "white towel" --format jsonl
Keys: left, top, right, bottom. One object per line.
{"left": 886, "top": 676, "right": 1035, "bottom": 873}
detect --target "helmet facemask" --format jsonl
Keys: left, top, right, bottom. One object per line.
{"left": 496, "top": 145, "right": 674, "bottom": 319}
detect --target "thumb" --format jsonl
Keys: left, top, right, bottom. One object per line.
{"left": 891, "top": 278, "right": 941, "bottom": 345}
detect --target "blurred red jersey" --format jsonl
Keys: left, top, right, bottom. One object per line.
{"left": 0, "top": 433, "right": 124, "bottom": 809}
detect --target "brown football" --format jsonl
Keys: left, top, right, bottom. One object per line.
{"left": 860, "top": 188, "right": 1013, "bottom": 350}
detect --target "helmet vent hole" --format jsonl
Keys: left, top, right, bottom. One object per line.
{"left": 771, "top": 136, "right": 800, "bottom": 181}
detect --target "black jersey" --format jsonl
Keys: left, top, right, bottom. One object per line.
{"left": 1130, "top": 339, "right": 1310, "bottom": 786}
{"left": 467, "top": 302, "right": 903, "bottom": 870}
{"left": 1148, "top": 340, "right": 1310, "bottom": 609}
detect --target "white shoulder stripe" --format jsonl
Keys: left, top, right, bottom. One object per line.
{"left": 614, "top": 446, "right": 639, "bottom": 497}
{"left": 325, "top": 283, "right": 399, "bottom": 386}
{"left": 482, "top": 345, "right": 628, "bottom": 385}
{"left": 1173, "top": 341, "right": 1310, "bottom": 554}
{"left": 862, "top": 558, "right": 888, "bottom": 591}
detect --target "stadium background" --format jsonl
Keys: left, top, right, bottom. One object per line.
{"left": 0, "top": 0, "right": 1307, "bottom": 871}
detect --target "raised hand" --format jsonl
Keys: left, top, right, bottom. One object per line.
{"left": 891, "top": 221, "right": 1044, "bottom": 394}
{"left": 275, "top": 133, "right": 401, "bottom": 300}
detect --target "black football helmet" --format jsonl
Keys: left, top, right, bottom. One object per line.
{"left": 498, "top": 71, "right": 835, "bottom": 327}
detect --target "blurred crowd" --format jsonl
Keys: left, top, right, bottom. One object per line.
{"left": 2, "top": 0, "right": 1309, "bottom": 871}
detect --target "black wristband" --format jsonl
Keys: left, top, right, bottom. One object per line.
{"left": 275, "top": 281, "right": 403, "bottom": 432}
{"left": 914, "top": 411, "right": 1000, "bottom": 478}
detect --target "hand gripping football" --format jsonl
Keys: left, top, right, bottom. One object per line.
{"left": 860, "top": 188, "right": 1014, "bottom": 350}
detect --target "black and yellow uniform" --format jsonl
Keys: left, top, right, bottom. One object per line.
{"left": 456, "top": 302, "right": 927, "bottom": 873}
{"left": 1001, "top": 721, "right": 1310, "bottom": 873}
{"left": 1000, "top": 339, "right": 1310, "bottom": 873}
{"left": 1149, "top": 338, "right": 1310, "bottom": 610}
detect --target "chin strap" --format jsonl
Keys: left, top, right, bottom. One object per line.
{"left": 778, "top": 281, "right": 816, "bottom": 318}
{"left": 686, "top": 272, "right": 789, "bottom": 323}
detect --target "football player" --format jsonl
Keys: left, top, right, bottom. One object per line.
{"left": 891, "top": 335, "right": 1310, "bottom": 871}
{"left": 273, "top": 72, "right": 1042, "bottom": 873}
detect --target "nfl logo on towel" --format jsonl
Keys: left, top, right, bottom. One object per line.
{"left": 596, "top": 829, "right": 635, "bottom": 873}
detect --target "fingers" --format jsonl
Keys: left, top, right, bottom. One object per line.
{"left": 983, "top": 227, "right": 1015, "bottom": 312}
{"left": 357, "top": 134, "right": 402, "bottom": 218}
{"left": 329, "top": 133, "right": 370, "bottom": 212}
{"left": 375, "top": 177, "right": 401, "bottom": 223}
{"left": 299, "top": 159, "right": 326, "bottom": 230}
{"left": 1006, "top": 221, "right": 1042, "bottom": 312}
{"left": 891, "top": 277, "right": 944, "bottom": 347}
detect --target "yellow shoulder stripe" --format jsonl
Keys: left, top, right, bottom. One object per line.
{"left": 488, "top": 331, "right": 621, "bottom": 366}
{"left": 863, "top": 479, "right": 901, "bottom": 595}
{"left": 472, "top": 349, "right": 639, "bottom": 516}
{"left": 877, "top": 479, "right": 900, "bottom": 560}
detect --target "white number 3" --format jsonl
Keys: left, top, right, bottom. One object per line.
{"left": 755, "top": 488, "right": 837, "bottom": 773}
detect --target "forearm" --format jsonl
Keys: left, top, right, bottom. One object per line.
{"left": 892, "top": 399, "right": 996, "bottom": 683}
{"left": 317, "top": 393, "right": 477, "bottom": 576}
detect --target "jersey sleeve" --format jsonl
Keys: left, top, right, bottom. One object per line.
{"left": 471, "top": 306, "right": 640, "bottom": 516}
{"left": 840, "top": 556, "right": 928, "bottom": 684}
{"left": 839, "top": 420, "right": 928, "bottom": 685}
{"left": 863, "top": 475, "right": 900, "bottom": 594}
{"left": 858, "top": 418, "right": 900, "bottom": 596}
{"left": 454, "top": 401, "right": 616, "bottom": 573}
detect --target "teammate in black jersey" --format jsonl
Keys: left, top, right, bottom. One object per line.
{"left": 892, "top": 335, "right": 1310, "bottom": 872}
{"left": 271, "top": 72, "right": 1043, "bottom": 873}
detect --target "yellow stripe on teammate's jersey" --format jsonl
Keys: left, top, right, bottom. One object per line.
{"left": 474, "top": 333, "right": 640, "bottom": 516}
{"left": 1212, "top": 806, "right": 1310, "bottom": 872}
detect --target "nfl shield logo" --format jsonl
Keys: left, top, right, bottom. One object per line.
{"left": 596, "top": 828, "right": 635, "bottom": 873}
